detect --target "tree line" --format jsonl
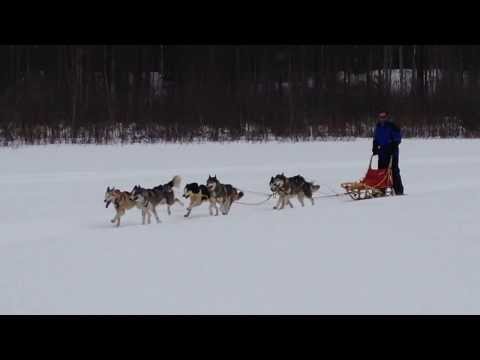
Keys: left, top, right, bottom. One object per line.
{"left": 0, "top": 45, "right": 478, "bottom": 145}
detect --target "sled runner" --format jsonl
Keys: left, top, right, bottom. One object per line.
{"left": 340, "top": 154, "right": 395, "bottom": 200}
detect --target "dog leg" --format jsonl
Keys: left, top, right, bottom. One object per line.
{"left": 298, "top": 194, "right": 305, "bottom": 207}
{"left": 167, "top": 205, "right": 172, "bottom": 216}
{"left": 152, "top": 206, "right": 161, "bottom": 223}
{"left": 214, "top": 200, "right": 219, "bottom": 216}
{"left": 115, "top": 209, "right": 125, "bottom": 227}
{"left": 225, "top": 199, "right": 233, "bottom": 215}
{"left": 273, "top": 196, "right": 282, "bottom": 210}
{"left": 175, "top": 198, "right": 184, "bottom": 207}
{"left": 147, "top": 204, "right": 153, "bottom": 224}
{"left": 111, "top": 209, "right": 118, "bottom": 223}
{"left": 111, "top": 208, "right": 121, "bottom": 224}
{"left": 185, "top": 199, "right": 201, "bottom": 217}
{"left": 288, "top": 197, "right": 294, "bottom": 208}
{"left": 280, "top": 196, "right": 292, "bottom": 209}
{"left": 310, "top": 196, "right": 315, "bottom": 205}
{"left": 209, "top": 200, "right": 219, "bottom": 216}
{"left": 141, "top": 207, "right": 151, "bottom": 225}
{"left": 221, "top": 202, "right": 227, "bottom": 215}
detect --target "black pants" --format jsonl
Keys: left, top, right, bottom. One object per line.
{"left": 378, "top": 149, "right": 404, "bottom": 195}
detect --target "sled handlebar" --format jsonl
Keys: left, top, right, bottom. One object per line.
{"left": 369, "top": 154, "right": 393, "bottom": 170}
{"left": 368, "top": 154, "right": 375, "bottom": 169}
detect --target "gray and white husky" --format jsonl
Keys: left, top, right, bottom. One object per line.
{"left": 269, "top": 173, "right": 320, "bottom": 210}
{"left": 130, "top": 175, "right": 183, "bottom": 224}
{"left": 206, "top": 175, "right": 244, "bottom": 216}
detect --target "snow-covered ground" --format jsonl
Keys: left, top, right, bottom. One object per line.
{"left": 0, "top": 139, "right": 479, "bottom": 314}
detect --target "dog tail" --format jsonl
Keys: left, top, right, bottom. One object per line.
{"left": 167, "top": 175, "right": 182, "bottom": 189}
{"left": 303, "top": 183, "right": 312, "bottom": 198}
{"left": 233, "top": 188, "right": 243, "bottom": 200}
{"left": 303, "top": 182, "right": 320, "bottom": 197}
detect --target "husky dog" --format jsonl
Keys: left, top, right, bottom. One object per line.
{"left": 104, "top": 187, "right": 139, "bottom": 227}
{"left": 129, "top": 185, "right": 164, "bottom": 225}
{"left": 269, "top": 173, "right": 320, "bottom": 210}
{"left": 206, "top": 175, "right": 244, "bottom": 216}
{"left": 130, "top": 175, "right": 183, "bottom": 225}
{"left": 182, "top": 182, "right": 211, "bottom": 217}
{"left": 160, "top": 175, "right": 184, "bottom": 215}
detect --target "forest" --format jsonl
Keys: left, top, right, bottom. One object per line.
{"left": 0, "top": 45, "right": 478, "bottom": 145}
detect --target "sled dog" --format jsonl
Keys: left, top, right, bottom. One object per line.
{"left": 182, "top": 182, "right": 211, "bottom": 217}
{"left": 130, "top": 175, "right": 183, "bottom": 225}
{"left": 269, "top": 173, "right": 320, "bottom": 210}
{"left": 104, "top": 187, "right": 139, "bottom": 227}
{"left": 206, "top": 175, "right": 244, "bottom": 216}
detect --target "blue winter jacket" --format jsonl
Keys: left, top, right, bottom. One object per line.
{"left": 373, "top": 120, "right": 402, "bottom": 154}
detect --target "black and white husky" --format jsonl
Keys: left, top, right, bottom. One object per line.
{"left": 130, "top": 175, "right": 183, "bottom": 224}
{"left": 183, "top": 182, "right": 211, "bottom": 217}
{"left": 269, "top": 173, "right": 320, "bottom": 210}
{"left": 206, "top": 175, "right": 244, "bottom": 216}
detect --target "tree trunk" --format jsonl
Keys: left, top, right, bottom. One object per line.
{"left": 399, "top": 45, "right": 404, "bottom": 95}
{"left": 104, "top": 45, "right": 113, "bottom": 123}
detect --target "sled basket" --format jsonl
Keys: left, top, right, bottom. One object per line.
{"left": 340, "top": 155, "right": 395, "bottom": 200}
{"left": 362, "top": 155, "right": 393, "bottom": 189}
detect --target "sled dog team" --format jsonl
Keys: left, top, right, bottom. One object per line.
{"left": 104, "top": 174, "right": 320, "bottom": 227}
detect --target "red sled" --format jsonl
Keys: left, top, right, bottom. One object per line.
{"left": 341, "top": 155, "right": 395, "bottom": 200}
